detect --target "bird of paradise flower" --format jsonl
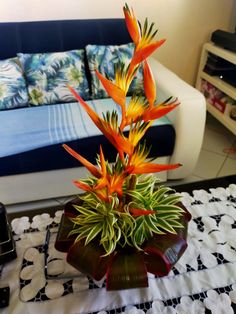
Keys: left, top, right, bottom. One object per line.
{"left": 64, "top": 4, "right": 180, "bottom": 205}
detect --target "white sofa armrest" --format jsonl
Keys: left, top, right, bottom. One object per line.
{"left": 148, "top": 57, "right": 206, "bottom": 179}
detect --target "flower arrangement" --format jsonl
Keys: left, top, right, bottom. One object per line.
{"left": 55, "top": 4, "right": 191, "bottom": 290}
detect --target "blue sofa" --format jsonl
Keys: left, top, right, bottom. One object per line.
{"left": 0, "top": 19, "right": 206, "bottom": 205}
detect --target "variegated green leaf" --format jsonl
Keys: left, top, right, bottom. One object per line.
{"left": 168, "top": 219, "right": 185, "bottom": 228}
{"left": 85, "top": 223, "right": 103, "bottom": 245}
{"left": 126, "top": 190, "right": 146, "bottom": 203}
{"left": 144, "top": 215, "right": 164, "bottom": 234}
{"left": 153, "top": 204, "right": 185, "bottom": 213}
{"left": 73, "top": 205, "right": 95, "bottom": 216}
{"left": 102, "top": 239, "right": 116, "bottom": 256}
{"left": 152, "top": 186, "right": 173, "bottom": 202}
{"left": 156, "top": 213, "right": 182, "bottom": 220}
{"left": 157, "top": 194, "right": 182, "bottom": 205}
{"left": 155, "top": 219, "right": 177, "bottom": 234}
{"left": 65, "top": 174, "right": 186, "bottom": 255}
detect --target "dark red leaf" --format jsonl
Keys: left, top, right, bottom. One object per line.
{"left": 177, "top": 202, "right": 192, "bottom": 222}
{"left": 64, "top": 197, "right": 83, "bottom": 217}
{"left": 67, "top": 239, "right": 113, "bottom": 281}
{"left": 106, "top": 250, "right": 148, "bottom": 290}
{"left": 143, "top": 233, "right": 187, "bottom": 276}
{"left": 54, "top": 214, "right": 76, "bottom": 252}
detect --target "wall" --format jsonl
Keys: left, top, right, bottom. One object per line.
{"left": 0, "top": 0, "right": 235, "bottom": 85}
{"left": 230, "top": 0, "right": 236, "bottom": 32}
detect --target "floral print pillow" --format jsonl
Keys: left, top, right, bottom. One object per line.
{"left": 18, "top": 50, "right": 90, "bottom": 106}
{"left": 0, "top": 58, "right": 28, "bottom": 110}
{"left": 85, "top": 43, "right": 144, "bottom": 99}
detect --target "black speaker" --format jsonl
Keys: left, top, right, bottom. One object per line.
{"left": 203, "top": 52, "right": 236, "bottom": 87}
{"left": 211, "top": 29, "right": 236, "bottom": 52}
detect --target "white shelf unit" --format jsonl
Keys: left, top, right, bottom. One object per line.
{"left": 196, "top": 42, "right": 236, "bottom": 135}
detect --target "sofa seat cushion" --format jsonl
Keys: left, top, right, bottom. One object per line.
{"left": 0, "top": 97, "right": 176, "bottom": 176}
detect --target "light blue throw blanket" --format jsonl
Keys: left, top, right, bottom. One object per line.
{"left": 0, "top": 97, "right": 171, "bottom": 158}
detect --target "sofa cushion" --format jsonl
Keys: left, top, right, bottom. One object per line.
{"left": 18, "top": 50, "right": 90, "bottom": 105}
{"left": 0, "top": 58, "right": 28, "bottom": 110}
{"left": 86, "top": 43, "right": 144, "bottom": 99}
{"left": 0, "top": 97, "right": 175, "bottom": 176}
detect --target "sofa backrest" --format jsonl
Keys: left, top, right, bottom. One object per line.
{"left": 0, "top": 18, "right": 131, "bottom": 60}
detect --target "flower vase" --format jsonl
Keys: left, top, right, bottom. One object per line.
{"left": 55, "top": 197, "right": 191, "bottom": 291}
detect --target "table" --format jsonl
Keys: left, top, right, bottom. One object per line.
{"left": 1, "top": 175, "right": 236, "bottom": 314}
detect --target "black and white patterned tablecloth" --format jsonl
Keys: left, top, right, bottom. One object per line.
{"left": 1, "top": 183, "right": 236, "bottom": 314}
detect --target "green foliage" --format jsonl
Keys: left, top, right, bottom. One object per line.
{"left": 70, "top": 175, "right": 184, "bottom": 255}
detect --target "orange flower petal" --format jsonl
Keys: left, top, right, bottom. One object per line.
{"left": 129, "top": 208, "right": 156, "bottom": 217}
{"left": 99, "top": 145, "right": 107, "bottom": 176}
{"left": 132, "top": 40, "right": 166, "bottom": 66}
{"left": 143, "top": 60, "right": 156, "bottom": 108}
{"left": 63, "top": 144, "right": 101, "bottom": 178}
{"left": 94, "top": 178, "right": 108, "bottom": 190}
{"left": 128, "top": 121, "right": 152, "bottom": 147}
{"left": 74, "top": 180, "right": 109, "bottom": 202}
{"left": 95, "top": 70, "right": 126, "bottom": 108}
{"left": 67, "top": 85, "right": 129, "bottom": 156}
{"left": 123, "top": 5, "right": 141, "bottom": 46}
{"left": 103, "top": 124, "right": 134, "bottom": 156}
{"left": 126, "top": 97, "right": 146, "bottom": 125}
{"left": 67, "top": 85, "right": 103, "bottom": 129}
{"left": 109, "top": 173, "right": 127, "bottom": 196}
{"left": 142, "top": 103, "right": 179, "bottom": 121}
{"left": 128, "top": 162, "right": 182, "bottom": 174}
{"left": 95, "top": 189, "right": 110, "bottom": 202}
{"left": 73, "top": 180, "right": 92, "bottom": 191}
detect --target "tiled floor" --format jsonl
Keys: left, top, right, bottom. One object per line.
{"left": 170, "top": 113, "right": 236, "bottom": 185}
{"left": 6, "top": 113, "right": 236, "bottom": 214}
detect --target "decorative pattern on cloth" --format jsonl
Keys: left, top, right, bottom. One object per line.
{"left": 0, "top": 57, "right": 28, "bottom": 110}
{"left": 9, "top": 183, "right": 236, "bottom": 314}
{"left": 0, "top": 97, "right": 171, "bottom": 158}
{"left": 19, "top": 231, "right": 105, "bottom": 303}
{"left": 86, "top": 43, "right": 144, "bottom": 99}
{"left": 18, "top": 50, "right": 90, "bottom": 105}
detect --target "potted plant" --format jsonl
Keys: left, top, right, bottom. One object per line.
{"left": 55, "top": 4, "right": 191, "bottom": 290}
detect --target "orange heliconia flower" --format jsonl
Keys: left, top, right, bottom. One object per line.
{"left": 108, "top": 172, "right": 128, "bottom": 196}
{"left": 95, "top": 172, "right": 127, "bottom": 199}
{"left": 123, "top": 4, "right": 141, "bottom": 46}
{"left": 142, "top": 99, "right": 179, "bottom": 122}
{"left": 127, "top": 162, "right": 181, "bottom": 175}
{"left": 65, "top": 144, "right": 127, "bottom": 201}
{"left": 129, "top": 208, "right": 156, "bottom": 217}
{"left": 94, "top": 146, "right": 109, "bottom": 191}
{"left": 94, "top": 147, "right": 128, "bottom": 197}
{"left": 73, "top": 180, "right": 109, "bottom": 202}
{"left": 124, "top": 3, "right": 166, "bottom": 72}
{"left": 67, "top": 84, "right": 103, "bottom": 129}
{"left": 95, "top": 70, "right": 126, "bottom": 109}
{"left": 63, "top": 144, "right": 101, "bottom": 178}
{"left": 126, "top": 145, "right": 181, "bottom": 175}
{"left": 64, "top": 4, "right": 181, "bottom": 204}
{"left": 67, "top": 85, "right": 133, "bottom": 159}
{"left": 128, "top": 121, "right": 153, "bottom": 149}
{"left": 125, "top": 97, "right": 147, "bottom": 126}
{"left": 73, "top": 180, "right": 92, "bottom": 192}
{"left": 130, "top": 40, "right": 166, "bottom": 68}
{"left": 143, "top": 60, "right": 156, "bottom": 108}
